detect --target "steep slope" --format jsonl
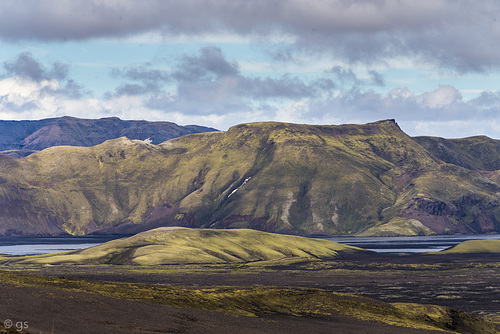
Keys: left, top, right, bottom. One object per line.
{"left": 0, "top": 120, "right": 498, "bottom": 236}
{"left": 0, "top": 116, "right": 216, "bottom": 155}
{"left": 2, "top": 227, "right": 369, "bottom": 265}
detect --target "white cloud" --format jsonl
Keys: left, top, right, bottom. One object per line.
{"left": 416, "top": 85, "right": 462, "bottom": 109}
{"left": 0, "top": 76, "right": 57, "bottom": 101}
{"left": 2, "top": 72, "right": 500, "bottom": 138}
{"left": 0, "top": 76, "right": 61, "bottom": 115}
{"left": 388, "top": 87, "right": 413, "bottom": 100}
{"left": 2, "top": 45, "right": 500, "bottom": 139}
{"left": 411, "top": 119, "right": 500, "bottom": 138}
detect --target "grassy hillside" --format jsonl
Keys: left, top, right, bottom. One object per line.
{"left": 437, "top": 239, "right": 500, "bottom": 254}
{"left": 0, "top": 227, "right": 369, "bottom": 265}
{"left": 414, "top": 135, "right": 500, "bottom": 171}
{"left": 0, "top": 119, "right": 498, "bottom": 236}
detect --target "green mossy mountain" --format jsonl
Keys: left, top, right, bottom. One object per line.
{"left": 1, "top": 227, "right": 369, "bottom": 265}
{"left": 413, "top": 135, "right": 500, "bottom": 171}
{"left": 0, "top": 119, "right": 499, "bottom": 236}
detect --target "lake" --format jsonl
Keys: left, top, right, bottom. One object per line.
{"left": 0, "top": 233, "right": 499, "bottom": 256}
{"left": 0, "top": 235, "right": 128, "bottom": 256}
{"left": 319, "top": 234, "right": 500, "bottom": 253}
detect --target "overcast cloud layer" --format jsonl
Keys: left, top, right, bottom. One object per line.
{"left": 2, "top": 0, "right": 500, "bottom": 71}
{"left": 0, "top": 0, "right": 500, "bottom": 138}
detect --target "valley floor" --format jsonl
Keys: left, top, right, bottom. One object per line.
{"left": 0, "top": 282, "right": 436, "bottom": 334}
{"left": 1, "top": 252, "right": 499, "bottom": 333}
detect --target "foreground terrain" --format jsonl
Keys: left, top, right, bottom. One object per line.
{"left": 1, "top": 252, "right": 499, "bottom": 333}
{"left": 0, "top": 229, "right": 498, "bottom": 333}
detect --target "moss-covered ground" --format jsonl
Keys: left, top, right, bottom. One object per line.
{"left": 0, "top": 227, "right": 369, "bottom": 266}
{"left": 436, "top": 239, "right": 500, "bottom": 254}
{"left": 1, "top": 252, "right": 499, "bottom": 333}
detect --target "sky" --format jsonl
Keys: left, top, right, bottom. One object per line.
{"left": 0, "top": 1, "right": 500, "bottom": 138}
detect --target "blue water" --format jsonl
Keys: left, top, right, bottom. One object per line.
{"left": 318, "top": 234, "right": 500, "bottom": 254}
{"left": 0, "top": 235, "right": 128, "bottom": 256}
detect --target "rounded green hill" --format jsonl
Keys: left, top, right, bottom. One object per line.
{"left": 438, "top": 239, "right": 500, "bottom": 254}
{"left": 3, "top": 227, "right": 370, "bottom": 265}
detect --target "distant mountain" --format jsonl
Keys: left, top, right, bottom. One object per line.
{"left": 413, "top": 136, "right": 500, "bottom": 171}
{"left": 0, "top": 119, "right": 498, "bottom": 236}
{"left": 0, "top": 116, "right": 217, "bottom": 157}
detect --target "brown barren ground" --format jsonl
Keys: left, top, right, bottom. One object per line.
{"left": 0, "top": 283, "right": 437, "bottom": 334}
{"left": 0, "top": 252, "right": 499, "bottom": 333}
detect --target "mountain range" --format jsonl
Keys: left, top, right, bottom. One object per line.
{"left": 0, "top": 116, "right": 216, "bottom": 157}
{"left": 0, "top": 118, "right": 499, "bottom": 236}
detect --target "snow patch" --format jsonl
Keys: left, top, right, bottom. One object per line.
{"left": 228, "top": 177, "right": 251, "bottom": 198}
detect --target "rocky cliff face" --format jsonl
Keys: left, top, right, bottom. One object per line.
{"left": 0, "top": 119, "right": 498, "bottom": 236}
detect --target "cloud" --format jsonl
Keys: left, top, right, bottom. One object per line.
{"left": 303, "top": 86, "right": 500, "bottom": 137}
{"left": 416, "top": 85, "right": 462, "bottom": 109}
{"left": 1, "top": 1, "right": 500, "bottom": 72}
{"left": 0, "top": 76, "right": 85, "bottom": 119}
{"left": 172, "top": 46, "right": 321, "bottom": 100}
{"left": 172, "top": 47, "right": 239, "bottom": 81}
{"left": 112, "top": 46, "right": 334, "bottom": 114}
{"left": 238, "top": 76, "right": 320, "bottom": 99}
{"left": 0, "top": 53, "right": 88, "bottom": 116}
{"left": 368, "top": 70, "right": 385, "bottom": 87}
{"left": 111, "top": 66, "right": 170, "bottom": 84}
{"left": 63, "top": 79, "right": 87, "bottom": 99}
{"left": 327, "top": 66, "right": 361, "bottom": 86}
{"left": 2, "top": 52, "right": 69, "bottom": 81}
{"left": 110, "top": 65, "right": 171, "bottom": 95}
{"left": 324, "top": 66, "right": 385, "bottom": 90}
{"left": 3, "top": 52, "right": 46, "bottom": 81}
{"left": 1, "top": 51, "right": 500, "bottom": 138}
{"left": 2, "top": 69, "right": 500, "bottom": 138}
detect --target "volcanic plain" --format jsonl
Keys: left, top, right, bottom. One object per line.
{"left": 0, "top": 228, "right": 499, "bottom": 333}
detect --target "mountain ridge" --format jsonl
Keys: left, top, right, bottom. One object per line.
{"left": 0, "top": 119, "right": 498, "bottom": 236}
{"left": 413, "top": 135, "right": 500, "bottom": 171}
{"left": 0, "top": 116, "right": 217, "bottom": 157}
